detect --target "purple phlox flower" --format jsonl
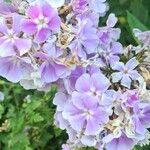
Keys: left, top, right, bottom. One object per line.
{"left": 111, "top": 57, "right": 141, "bottom": 88}
{"left": 53, "top": 92, "right": 70, "bottom": 129}
{"left": 53, "top": 92, "right": 69, "bottom": 112}
{"left": 0, "top": 1, "right": 16, "bottom": 16}
{"left": 98, "top": 13, "right": 121, "bottom": 45}
{"left": 35, "top": 46, "right": 70, "bottom": 83}
{"left": 75, "top": 73, "right": 110, "bottom": 101}
{"left": 101, "top": 90, "right": 123, "bottom": 115}
{"left": 63, "top": 67, "right": 86, "bottom": 94}
{"left": 101, "top": 41, "right": 123, "bottom": 64}
{"left": 0, "top": 56, "right": 32, "bottom": 83}
{"left": 40, "top": 57, "right": 70, "bottom": 83}
{"left": 71, "top": 0, "right": 88, "bottom": 13}
{"left": 121, "top": 90, "right": 139, "bottom": 108}
{"left": 62, "top": 144, "right": 70, "bottom": 150}
{"left": 87, "top": 65, "right": 101, "bottom": 75}
{"left": 80, "top": 135, "right": 97, "bottom": 147}
{"left": 63, "top": 93, "right": 109, "bottom": 135}
{"left": 0, "top": 14, "right": 31, "bottom": 57}
{"left": 21, "top": 2, "right": 61, "bottom": 43}
{"left": 133, "top": 102, "right": 150, "bottom": 129}
{"left": 88, "top": 0, "right": 108, "bottom": 15}
{"left": 133, "top": 29, "right": 150, "bottom": 47}
{"left": 115, "top": 90, "right": 148, "bottom": 140}
{"left": 69, "top": 19, "right": 99, "bottom": 58}
{"left": 19, "top": 66, "right": 51, "bottom": 91}
{"left": 54, "top": 111, "right": 68, "bottom": 130}
{"left": 105, "top": 134, "right": 135, "bottom": 150}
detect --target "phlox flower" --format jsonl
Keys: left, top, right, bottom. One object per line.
{"left": 69, "top": 19, "right": 99, "bottom": 58}
{"left": 74, "top": 73, "right": 110, "bottom": 100}
{"left": 101, "top": 41, "right": 123, "bottom": 64}
{"left": 105, "top": 134, "right": 135, "bottom": 150}
{"left": 28, "top": 0, "right": 65, "bottom": 8}
{"left": 53, "top": 92, "right": 69, "bottom": 129}
{"left": 0, "top": 56, "right": 32, "bottom": 83}
{"left": 88, "top": 0, "right": 108, "bottom": 15}
{"left": 71, "top": 0, "right": 88, "bottom": 13}
{"left": 22, "top": 2, "right": 61, "bottom": 43}
{"left": 63, "top": 94, "right": 109, "bottom": 135}
{"left": 133, "top": 29, "right": 150, "bottom": 47}
{"left": 0, "top": 1, "right": 16, "bottom": 15}
{"left": 35, "top": 44, "right": 70, "bottom": 83}
{"left": 0, "top": 15, "right": 31, "bottom": 57}
{"left": 98, "top": 13, "right": 121, "bottom": 46}
{"left": 111, "top": 57, "right": 141, "bottom": 88}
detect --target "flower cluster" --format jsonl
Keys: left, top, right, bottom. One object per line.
{"left": 1, "top": 0, "right": 150, "bottom": 150}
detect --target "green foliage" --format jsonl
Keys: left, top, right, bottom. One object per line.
{"left": 108, "top": 0, "right": 150, "bottom": 45}
{"left": 127, "top": 11, "right": 148, "bottom": 44}
{"left": 0, "top": 80, "right": 67, "bottom": 150}
{"left": 1, "top": 0, "right": 150, "bottom": 150}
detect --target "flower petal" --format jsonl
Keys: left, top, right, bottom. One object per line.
{"left": 15, "top": 38, "right": 32, "bottom": 56}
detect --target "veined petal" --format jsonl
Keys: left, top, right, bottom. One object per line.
{"left": 21, "top": 20, "right": 37, "bottom": 35}
{"left": 112, "top": 72, "right": 122, "bottom": 83}
{"left": 0, "top": 40, "right": 15, "bottom": 57}
{"left": 15, "top": 38, "right": 32, "bottom": 56}
{"left": 121, "top": 75, "right": 131, "bottom": 88}
{"left": 126, "top": 57, "right": 139, "bottom": 70}
{"left": 34, "top": 28, "right": 49, "bottom": 43}
{"left": 75, "top": 73, "right": 91, "bottom": 92}
{"left": 27, "top": 5, "right": 40, "bottom": 19}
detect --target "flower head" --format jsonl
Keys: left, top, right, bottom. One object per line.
{"left": 112, "top": 57, "right": 141, "bottom": 88}
{"left": 0, "top": 15, "right": 31, "bottom": 57}
{"left": 22, "top": 2, "right": 61, "bottom": 43}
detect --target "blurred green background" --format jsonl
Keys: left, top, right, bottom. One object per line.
{"left": 0, "top": 0, "right": 150, "bottom": 150}
{"left": 108, "top": 0, "right": 150, "bottom": 46}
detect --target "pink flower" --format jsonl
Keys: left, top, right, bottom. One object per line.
{"left": 22, "top": 2, "right": 61, "bottom": 43}
{"left": 0, "top": 14, "right": 31, "bottom": 57}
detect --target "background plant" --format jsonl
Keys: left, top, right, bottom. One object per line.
{"left": 0, "top": 0, "right": 150, "bottom": 150}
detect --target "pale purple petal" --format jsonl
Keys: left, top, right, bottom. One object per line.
{"left": 21, "top": 20, "right": 37, "bottom": 35}
{"left": 129, "top": 70, "right": 141, "bottom": 80}
{"left": 111, "top": 42, "right": 123, "bottom": 54}
{"left": 85, "top": 118, "right": 100, "bottom": 135}
{"left": 27, "top": 5, "right": 40, "bottom": 19}
{"left": 53, "top": 92, "right": 67, "bottom": 111}
{"left": 0, "top": 40, "right": 15, "bottom": 57}
{"left": 69, "top": 113, "right": 85, "bottom": 132}
{"left": 72, "top": 92, "right": 97, "bottom": 109}
{"left": 48, "top": 16, "right": 61, "bottom": 32}
{"left": 34, "top": 28, "right": 50, "bottom": 43}
{"left": 112, "top": 62, "right": 124, "bottom": 71}
{"left": 91, "top": 73, "right": 110, "bottom": 91}
{"left": 126, "top": 57, "right": 139, "bottom": 70}
{"left": 15, "top": 38, "right": 32, "bottom": 56}
{"left": 111, "top": 72, "right": 122, "bottom": 83}
{"left": 106, "top": 13, "right": 118, "bottom": 28}
{"left": 0, "top": 18, "right": 8, "bottom": 34}
{"left": 54, "top": 112, "right": 68, "bottom": 130}
{"left": 105, "top": 135, "right": 135, "bottom": 150}
{"left": 12, "top": 14, "right": 22, "bottom": 33}
{"left": 40, "top": 61, "right": 58, "bottom": 83}
{"left": 75, "top": 73, "right": 91, "bottom": 92}
{"left": 121, "top": 74, "right": 131, "bottom": 88}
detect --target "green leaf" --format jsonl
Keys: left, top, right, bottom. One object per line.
{"left": 127, "top": 11, "right": 148, "bottom": 31}
{"left": 127, "top": 11, "right": 148, "bottom": 44}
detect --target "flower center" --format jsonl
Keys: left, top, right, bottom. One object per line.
{"left": 34, "top": 15, "right": 49, "bottom": 30}
{"left": 124, "top": 69, "right": 128, "bottom": 74}
{"left": 84, "top": 109, "right": 93, "bottom": 119}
